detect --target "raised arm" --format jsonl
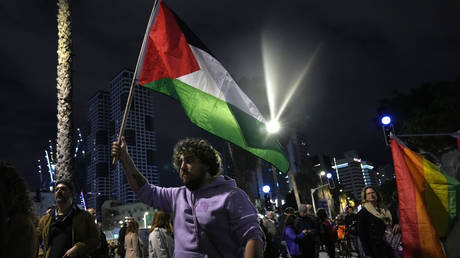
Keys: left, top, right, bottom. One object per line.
{"left": 244, "top": 239, "right": 263, "bottom": 258}
{"left": 112, "top": 137, "right": 148, "bottom": 192}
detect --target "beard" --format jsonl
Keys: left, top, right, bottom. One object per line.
{"left": 181, "top": 169, "right": 207, "bottom": 191}
{"left": 56, "top": 193, "right": 72, "bottom": 206}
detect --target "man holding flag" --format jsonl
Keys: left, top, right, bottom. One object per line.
{"left": 112, "top": 137, "right": 264, "bottom": 257}
{"left": 110, "top": 0, "right": 294, "bottom": 256}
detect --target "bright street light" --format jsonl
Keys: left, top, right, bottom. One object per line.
{"left": 380, "top": 115, "right": 392, "bottom": 126}
{"left": 262, "top": 185, "right": 271, "bottom": 193}
{"left": 319, "top": 171, "right": 326, "bottom": 176}
{"left": 266, "top": 120, "right": 280, "bottom": 133}
{"left": 326, "top": 173, "right": 332, "bottom": 179}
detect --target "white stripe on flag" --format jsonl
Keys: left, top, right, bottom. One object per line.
{"left": 177, "top": 45, "right": 266, "bottom": 123}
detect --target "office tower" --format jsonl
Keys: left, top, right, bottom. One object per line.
{"left": 110, "top": 69, "right": 158, "bottom": 203}
{"left": 86, "top": 90, "right": 111, "bottom": 214}
{"left": 332, "top": 150, "right": 377, "bottom": 200}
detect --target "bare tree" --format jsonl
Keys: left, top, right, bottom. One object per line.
{"left": 56, "top": 0, "right": 74, "bottom": 182}
{"left": 227, "top": 143, "right": 258, "bottom": 203}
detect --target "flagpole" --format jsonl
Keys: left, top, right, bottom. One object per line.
{"left": 112, "top": 0, "right": 159, "bottom": 164}
{"left": 397, "top": 132, "right": 459, "bottom": 137}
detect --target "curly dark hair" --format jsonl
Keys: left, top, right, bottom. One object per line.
{"left": 172, "top": 138, "right": 222, "bottom": 176}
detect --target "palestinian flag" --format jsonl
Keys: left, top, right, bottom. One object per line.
{"left": 391, "top": 137, "right": 460, "bottom": 258}
{"left": 136, "top": 1, "right": 289, "bottom": 172}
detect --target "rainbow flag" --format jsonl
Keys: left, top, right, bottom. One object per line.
{"left": 391, "top": 137, "right": 460, "bottom": 258}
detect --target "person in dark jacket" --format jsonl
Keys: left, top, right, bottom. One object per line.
{"left": 295, "top": 204, "right": 318, "bottom": 258}
{"left": 88, "top": 208, "right": 109, "bottom": 258}
{"left": 317, "top": 208, "right": 336, "bottom": 258}
{"left": 358, "top": 186, "right": 396, "bottom": 258}
{"left": 344, "top": 206, "right": 363, "bottom": 257}
{"left": 118, "top": 223, "right": 127, "bottom": 258}
{"left": 37, "top": 180, "right": 100, "bottom": 258}
{"left": 278, "top": 207, "right": 295, "bottom": 258}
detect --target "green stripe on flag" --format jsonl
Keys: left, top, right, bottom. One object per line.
{"left": 142, "top": 78, "right": 290, "bottom": 172}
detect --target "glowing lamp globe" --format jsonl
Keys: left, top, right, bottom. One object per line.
{"left": 326, "top": 173, "right": 332, "bottom": 179}
{"left": 266, "top": 120, "right": 280, "bottom": 133}
{"left": 380, "top": 115, "right": 391, "bottom": 126}
{"left": 262, "top": 185, "right": 271, "bottom": 193}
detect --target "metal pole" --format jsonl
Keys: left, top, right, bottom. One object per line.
{"left": 397, "top": 132, "right": 458, "bottom": 137}
{"left": 271, "top": 166, "right": 282, "bottom": 211}
{"left": 287, "top": 140, "right": 301, "bottom": 208}
{"left": 112, "top": 0, "right": 159, "bottom": 164}
{"left": 311, "top": 188, "right": 316, "bottom": 214}
{"left": 311, "top": 184, "right": 328, "bottom": 215}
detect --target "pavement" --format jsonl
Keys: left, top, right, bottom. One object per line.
{"left": 318, "top": 250, "right": 360, "bottom": 257}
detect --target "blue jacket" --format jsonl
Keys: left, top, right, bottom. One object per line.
{"left": 137, "top": 175, "right": 264, "bottom": 257}
{"left": 283, "top": 225, "right": 305, "bottom": 256}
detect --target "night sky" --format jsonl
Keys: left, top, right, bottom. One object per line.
{"left": 2, "top": 0, "right": 460, "bottom": 189}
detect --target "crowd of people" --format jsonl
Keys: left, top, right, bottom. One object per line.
{"left": 257, "top": 186, "right": 402, "bottom": 258}
{"left": 0, "top": 137, "right": 403, "bottom": 258}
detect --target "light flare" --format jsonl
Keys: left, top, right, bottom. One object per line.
{"left": 275, "top": 45, "right": 321, "bottom": 121}
{"left": 262, "top": 31, "right": 322, "bottom": 124}
{"left": 266, "top": 120, "right": 281, "bottom": 133}
{"left": 261, "top": 36, "right": 278, "bottom": 120}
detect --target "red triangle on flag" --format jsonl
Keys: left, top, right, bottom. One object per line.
{"left": 138, "top": 2, "right": 200, "bottom": 85}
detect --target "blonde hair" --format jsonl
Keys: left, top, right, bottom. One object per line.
{"left": 361, "top": 186, "right": 383, "bottom": 204}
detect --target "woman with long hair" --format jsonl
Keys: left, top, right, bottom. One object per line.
{"left": 125, "top": 217, "right": 142, "bottom": 258}
{"left": 148, "top": 210, "right": 174, "bottom": 258}
{"left": 1, "top": 161, "right": 38, "bottom": 258}
{"left": 358, "top": 186, "right": 396, "bottom": 258}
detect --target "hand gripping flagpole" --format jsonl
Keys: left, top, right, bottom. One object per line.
{"left": 112, "top": 0, "right": 159, "bottom": 165}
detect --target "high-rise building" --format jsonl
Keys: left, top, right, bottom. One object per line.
{"left": 332, "top": 150, "right": 377, "bottom": 200}
{"left": 291, "top": 132, "right": 312, "bottom": 173}
{"left": 86, "top": 90, "right": 111, "bottom": 214}
{"left": 110, "top": 69, "right": 158, "bottom": 204}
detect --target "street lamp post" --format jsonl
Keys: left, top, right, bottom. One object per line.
{"left": 265, "top": 120, "right": 301, "bottom": 209}
{"left": 143, "top": 212, "right": 149, "bottom": 229}
{"left": 319, "top": 171, "right": 325, "bottom": 184}
{"left": 380, "top": 115, "right": 393, "bottom": 146}
{"left": 271, "top": 166, "right": 282, "bottom": 211}
{"left": 311, "top": 184, "right": 332, "bottom": 218}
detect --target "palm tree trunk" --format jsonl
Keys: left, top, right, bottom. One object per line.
{"left": 56, "top": 0, "right": 74, "bottom": 182}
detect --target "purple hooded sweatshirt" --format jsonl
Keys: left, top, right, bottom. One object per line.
{"left": 136, "top": 175, "right": 264, "bottom": 258}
